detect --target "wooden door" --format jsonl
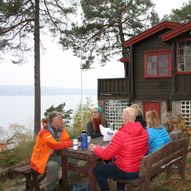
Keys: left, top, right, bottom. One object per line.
{"left": 143, "top": 102, "right": 161, "bottom": 119}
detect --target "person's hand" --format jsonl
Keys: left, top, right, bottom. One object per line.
{"left": 89, "top": 143, "right": 96, "bottom": 151}
{"left": 50, "top": 149, "right": 54, "bottom": 154}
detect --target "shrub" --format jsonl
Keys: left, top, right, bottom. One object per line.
{"left": 0, "top": 124, "right": 34, "bottom": 169}
{"left": 165, "top": 115, "right": 191, "bottom": 136}
{"left": 67, "top": 97, "right": 94, "bottom": 138}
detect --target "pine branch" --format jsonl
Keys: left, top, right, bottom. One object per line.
{"left": 43, "top": 0, "right": 64, "bottom": 33}
{"left": 0, "top": 18, "right": 34, "bottom": 35}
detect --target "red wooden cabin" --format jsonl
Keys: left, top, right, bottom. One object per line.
{"left": 98, "top": 21, "right": 191, "bottom": 128}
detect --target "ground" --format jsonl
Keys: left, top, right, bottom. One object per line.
{"left": 1, "top": 153, "right": 191, "bottom": 191}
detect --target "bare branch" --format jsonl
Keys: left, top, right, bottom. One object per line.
{"left": 0, "top": 18, "right": 34, "bottom": 35}
{"left": 43, "top": 0, "right": 64, "bottom": 33}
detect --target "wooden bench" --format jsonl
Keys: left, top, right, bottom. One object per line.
{"left": 14, "top": 164, "right": 46, "bottom": 191}
{"left": 116, "top": 137, "right": 189, "bottom": 191}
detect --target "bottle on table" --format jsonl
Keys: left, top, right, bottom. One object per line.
{"left": 81, "top": 130, "right": 88, "bottom": 151}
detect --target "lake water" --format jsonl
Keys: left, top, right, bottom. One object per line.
{"left": 0, "top": 95, "right": 97, "bottom": 129}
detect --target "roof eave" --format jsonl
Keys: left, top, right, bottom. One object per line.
{"left": 123, "top": 22, "right": 181, "bottom": 47}
{"left": 161, "top": 22, "right": 191, "bottom": 41}
{"left": 119, "top": 57, "right": 129, "bottom": 63}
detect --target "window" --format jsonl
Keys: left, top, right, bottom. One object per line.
{"left": 144, "top": 50, "right": 171, "bottom": 77}
{"left": 177, "top": 39, "right": 191, "bottom": 72}
{"left": 105, "top": 99, "right": 129, "bottom": 129}
{"left": 181, "top": 101, "right": 191, "bottom": 127}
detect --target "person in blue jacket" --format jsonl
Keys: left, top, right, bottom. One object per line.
{"left": 146, "top": 110, "right": 171, "bottom": 153}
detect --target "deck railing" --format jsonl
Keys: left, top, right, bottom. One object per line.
{"left": 98, "top": 78, "right": 130, "bottom": 98}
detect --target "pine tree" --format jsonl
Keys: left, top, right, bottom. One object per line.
{"left": 59, "top": 0, "right": 159, "bottom": 75}
{"left": 0, "top": 0, "right": 75, "bottom": 136}
{"left": 162, "top": 0, "right": 191, "bottom": 23}
{"left": 44, "top": 103, "right": 73, "bottom": 127}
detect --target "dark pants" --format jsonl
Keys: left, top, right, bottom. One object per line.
{"left": 45, "top": 154, "right": 61, "bottom": 191}
{"left": 93, "top": 162, "right": 139, "bottom": 191}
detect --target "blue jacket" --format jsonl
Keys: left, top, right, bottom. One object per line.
{"left": 147, "top": 126, "right": 171, "bottom": 153}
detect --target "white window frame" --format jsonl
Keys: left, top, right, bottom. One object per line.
{"left": 177, "top": 39, "right": 191, "bottom": 73}
{"left": 180, "top": 100, "right": 191, "bottom": 127}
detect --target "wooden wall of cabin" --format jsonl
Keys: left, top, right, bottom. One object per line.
{"left": 132, "top": 31, "right": 173, "bottom": 100}
{"left": 175, "top": 74, "right": 191, "bottom": 99}
{"left": 173, "top": 31, "right": 191, "bottom": 100}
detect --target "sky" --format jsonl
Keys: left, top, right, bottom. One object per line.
{"left": 0, "top": 0, "right": 189, "bottom": 91}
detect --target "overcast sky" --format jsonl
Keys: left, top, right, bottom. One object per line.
{"left": 0, "top": 0, "right": 189, "bottom": 90}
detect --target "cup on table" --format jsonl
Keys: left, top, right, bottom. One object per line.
{"left": 87, "top": 136, "right": 91, "bottom": 144}
{"left": 73, "top": 139, "right": 78, "bottom": 150}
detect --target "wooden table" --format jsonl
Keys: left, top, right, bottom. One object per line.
{"left": 60, "top": 137, "right": 109, "bottom": 191}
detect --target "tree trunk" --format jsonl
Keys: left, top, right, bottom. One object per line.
{"left": 118, "top": 18, "right": 128, "bottom": 78}
{"left": 34, "top": 0, "right": 41, "bottom": 137}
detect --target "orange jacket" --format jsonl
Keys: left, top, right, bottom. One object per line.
{"left": 30, "top": 127, "right": 72, "bottom": 174}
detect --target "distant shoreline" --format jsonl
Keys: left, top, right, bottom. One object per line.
{"left": 0, "top": 85, "right": 96, "bottom": 96}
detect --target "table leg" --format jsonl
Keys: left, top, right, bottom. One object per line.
{"left": 62, "top": 156, "right": 68, "bottom": 191}
{"left": 88, "top": 160, "right": 97, "bottom": 191}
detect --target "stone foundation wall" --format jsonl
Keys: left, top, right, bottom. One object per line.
{"left": 98, "top": 99, "right": 189, "bottom": 127}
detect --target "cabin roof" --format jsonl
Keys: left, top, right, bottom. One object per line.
{"left": 160, "top": 22, "right": 191, "bottom": 41}
{"left": 123, "top": 21, "right": 181, "bottom": 47}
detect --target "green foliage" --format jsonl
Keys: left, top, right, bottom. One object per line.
{"left": 59, "top": 0, "right": 159, "bottom": 69}
{"left": 67, "top": 97, "right": 94, "bottom": 138}
{"left": 0, "top": 140, "right": 34, "bottom": 168}
{"left": 162, "top": 1, "right": 191, "bottom": 23}
{"left": 150, "top": 10, "right": 161, "bottom": 26}
{"left": 44, "top": 103, "right": 73, "bottom": 126}
{"left": 0, "top": 124, "right": 34, "bottom": 169}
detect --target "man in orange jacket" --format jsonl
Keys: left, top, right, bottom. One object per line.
{"left": 30, "top": 111, "right": 73, "bottom": 191}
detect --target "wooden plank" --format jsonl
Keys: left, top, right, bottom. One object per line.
{"left": 116, "top": 137, "right": 189, "bottom": 191}
{"left": 14, "top": 165, "right": 32, "bottom": 175}
{"left": 98, "top": 78, "right": 130, "bottom": 98}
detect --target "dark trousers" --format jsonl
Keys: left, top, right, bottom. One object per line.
{"left": 93, "top": 162, "right": 139, "bottom": 191}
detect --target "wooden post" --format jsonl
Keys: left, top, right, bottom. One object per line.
{"left": 62, "top": 156, "right": 68, "bottom": 191}
{"left": 87, "top": 159, "right": 97, "bottom": 191}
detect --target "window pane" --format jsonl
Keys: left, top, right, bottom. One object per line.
{"left": 184, "top": 45, "right": 191, "bottom": 71}
{"left": 147, "top": 55, "right": 157, "bottom": 76}
{"left": 177, "top": 40, "right": 191, "bottom": 72}
{"left": 159, "top": 55, "right": 169, "bottom": 75}
{"left": 181, "top": 101, "right": 191, "bottom": 127}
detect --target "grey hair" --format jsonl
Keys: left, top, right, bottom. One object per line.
{"left": 48, "top": 111, "right": 63, "bottom": 123}
{"left": 123, "top": 107, "right": 137, "bottom": 123}
{"left": 130, "top": 103, "right": 140, "bottom": 115}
